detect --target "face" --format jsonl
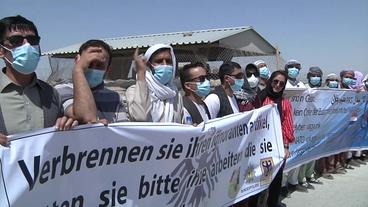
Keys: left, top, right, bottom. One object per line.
{"left": 150, "top": 49, "right": 173, "bottom": 68}
{"left": 225, "top": 67, "right": 244, "bottom": 85}
{"left": 83, "top": 47, "right": 110, "bottom": 72}
{"left": 309, "top": 71, "right": 321, "bottom": 78}
{"left": 271, "top": 74, "right": 286, "bottom": 93}
{"left": 342, "top": 71, "right": 354, "bottom": 79}
{"left": 246, "top": 67, "right": 259, "bottom": 78}
{"left": 0, "top": 28, "right": 40, "bottom": 63}
{"left": 258, "top": 63, "right": 267, "bottom": 68}
{"left": 185, "top": 67, "right": 208, "bottom": 92}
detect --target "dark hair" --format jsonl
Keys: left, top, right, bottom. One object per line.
{"left": 179, "top": 62, "right": 207, "bottom": 91}
{"left": 79, "top": 39, "right": 112, "bottom": 66}
{"left": 0, "top": 15, "right": 39, "bottom": 44}
{"left": 218, "top": 61, "right": 241, "bottom": 84}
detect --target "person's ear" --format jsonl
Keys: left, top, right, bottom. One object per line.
{"left": 0, "top": 47, "right": 5, "bottom": 58}
{"left": 184, "top": 82, "right": 195, "bottom": 92}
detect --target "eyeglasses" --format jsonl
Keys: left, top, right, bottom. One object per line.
{"left": 188, "top": 75, "right": 210, "bottom": 83}
{"left": 272, "top": 79, "right": 285, "bottom": 87}
{"left": 3, "top": 35, "right": 41, "bottom": 46}
{"left": 230, "top": 73, "right": 244, "bottom": 79}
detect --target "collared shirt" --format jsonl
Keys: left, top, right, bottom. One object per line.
{"left": 56, "top": 83, "right": 129, "bottom": 123}
{"left": 0, "top": 68, "right": 43, "bottom": 135}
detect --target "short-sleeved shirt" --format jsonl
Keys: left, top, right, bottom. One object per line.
{"left": 0, "top": 69, "right": 52, "bottom": 135}
{"left": 204, "top": 93, "right": 239, "bottom": 119}
{"left": 56, "top": 83, "right": 129, "bottom": 123}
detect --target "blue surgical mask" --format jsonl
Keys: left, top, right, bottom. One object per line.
{"left": 288, "top": 67, "right": 299, "bottom": 79}
{"left": 196, "top": 79, "right": 211, "bottom": 97}
{"left": 230, "top": 78, "right": 244, "bottom": 92}
{"left": 343, "top": 77, "right": 354, "bottom": 86}
{"left": 259, "top": 66, "right": 270, "bottom": 78}
{"left": 328, "top": 81, "right": 338, "bottom": 88}
{"left": 85, "top": 69, "right": 105, "bottom": 88}
{"left": 153, "top": 64, "right": 173, "bottom": 85}
{"left": 309, "top": 77, "right": 321, "bottom": 86}
{"left": 1, "top": 43, "right": 40, "bottom": 74}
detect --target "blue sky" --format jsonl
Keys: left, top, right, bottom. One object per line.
{"left": 1, "top": 0, "right": 368, "bottom": 78}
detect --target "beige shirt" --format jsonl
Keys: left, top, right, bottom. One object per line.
{"left": 126, "top": 80, "right": 183, "bottom": 123}
{"left": 0, "top": 70, "right": 43, "bottom": 135}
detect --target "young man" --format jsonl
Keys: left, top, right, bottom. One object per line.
{"left": 179, "top": 62, "right": 211, "bottom": 125}
{"left": 204, "top": 62, "right": 243, "bottom": 118}
{"left": 126, "top": 44, "right": 182, "bottom": 123}
{"left": 56, "top": 39, "right": 129, "bottom": 124}
{"left": 285, "top": 60, "right": 306, "bottom": 89}
{"left": 0, "top": 15, "right": 76, "bottom": 146}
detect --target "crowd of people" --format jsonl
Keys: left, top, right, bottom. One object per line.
{"left": 0, "top": 15, "right": 367, "bottom": 207}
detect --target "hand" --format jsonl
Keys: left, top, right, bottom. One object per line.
{"left": 87, "top": 118, "right": 109, "bottom": 126}
{"left": 133, "top": 48, "right": 147, "bottom": 80}
{"left": 55, "top": 116, "right": 79, "bottom": 131}
{"left": 0, "top": 133, "right": 9, "bottom": 147}
{"left": 74, "top": 47, "right": 107, "bottom": 72}
{"left": 284, "top": 147, "right": 290, "bottom": 160}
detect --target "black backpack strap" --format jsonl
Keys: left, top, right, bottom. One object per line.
{"left": 182, "top": 96, "right": 204, "bottom": 125}
{"left": 212, "top": 86, "right": 233, "bottom": 118}
{"left": 0, "top": 105, "right": 8, "bottom": 135}
{"left": 202, "top": 101, "right": 211, "bottom": 120}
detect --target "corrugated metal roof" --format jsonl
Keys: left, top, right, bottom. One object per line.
{"left": 44, "top": 26, "right": 253, "bottom": 55}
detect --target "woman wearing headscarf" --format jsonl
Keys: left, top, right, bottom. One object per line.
{"left": 126, "top": 44, "right": 183, "bottom": 123}
{"left": 257, "top": 70, "right": 295, "bottom": 207}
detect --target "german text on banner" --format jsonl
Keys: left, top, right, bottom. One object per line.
{"left": 284, "top": 89, "right": 368, "bottom": 171}
{"left": 0, "top": 105, "right": 284, "bottom": 207}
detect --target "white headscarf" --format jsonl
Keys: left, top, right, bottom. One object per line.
{"left": 143, "top": 44, "right": 177, "bottom": 122}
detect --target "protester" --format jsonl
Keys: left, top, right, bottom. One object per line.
{"left": 285, "top": 60, "right": 306, "bottom": 88}
{"left": 325, "top": 73, "right": 340, "bottom": 88}
{"left": 257, "top": 70, "right": 295, "bottom": 207}
{"left": 56, "top": 40, "right": 129, "bottom": 124}
{"left": 339, "top": 70, "right": 355, "bottom": 89}
{"left": 245, "top": 63, "right": 261, "bottom": 92}
{"left": 298, "top": 67, "right": 325, "bottom": 188}
{"left": 283, "top": 60, "right": 307, "bottom": 194}
{"left": 0, "top": 15, "right": 77, "bottom": 146}
{"left": 254, "top": 59, "right": 270, "bottom": 90}
{"left": 204, "top": 62, "right": 243, "bottom": 119}
{"left": 179, "top": 62, "right": 211, "bottom": 125}
{"left": 126, "top": 44, "right": 182, "bottom": 123}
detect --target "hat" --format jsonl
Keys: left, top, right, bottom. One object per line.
{"left": 326, "top": 73, "right": 339, "bottom": 80}
{"left": 285, "top": 59, "right": 301, "bottom": 70}
{"left": 254, "top": 60, "right": 266, "bottom": 67}
{"left": 308, "top": 66, "right": 323, "bottom": 75}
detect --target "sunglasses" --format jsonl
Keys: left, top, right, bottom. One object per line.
{"left": 246, "top": 71, "right": 259, "bottom": 78}
{"left": 229, "top": 73, "right": 244, "bottom": 79}
{"left": 272, "top": 79, "right": 285, "bottom": 87}
{"left": 3, "top": 35, "right": 41, "bottom": 46}
{"left": 188, "top": 75, "right": 210, "bottom": 83}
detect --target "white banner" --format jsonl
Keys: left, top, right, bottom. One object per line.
{"left": 0, "top": 105, "right": 284, "bottom": 207}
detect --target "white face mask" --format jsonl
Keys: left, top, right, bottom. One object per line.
{"left": 247, "top": 74, "right": 259, "bottom": 88}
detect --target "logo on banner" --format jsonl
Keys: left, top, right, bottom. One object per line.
{"left": 244, "top": 164, "right": 256, "bottom": 183}
{"left": 228, "top": 167, "right": 241, "bottom": 199}
{"left": 260, "top": 157, "right": 274, "bottom": 185}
